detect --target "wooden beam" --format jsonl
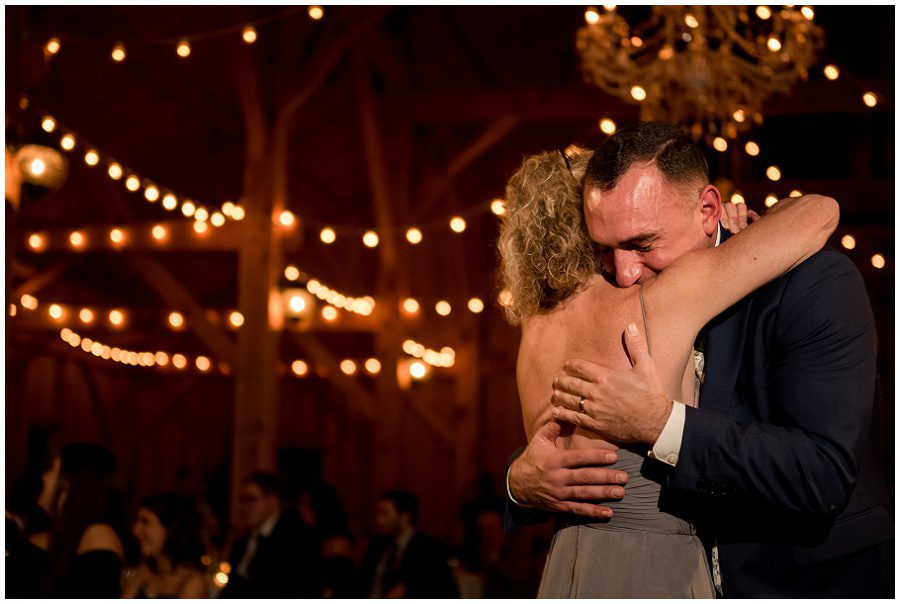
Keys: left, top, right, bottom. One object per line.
{"left": 126, "top": 254, "right": 236, "bottom": 364}
{"left": 11, "top": 259, "right": 76, "bottom": 300}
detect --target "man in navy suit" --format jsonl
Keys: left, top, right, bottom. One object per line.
{"left": 506, "top": 122, "right": 892, "bottom": 597}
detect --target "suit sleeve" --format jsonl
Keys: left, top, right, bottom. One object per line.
{"left": 670, "top": 250, "right": 877, "bottom": 519}
{"left": 502, "top": 447, "right": 552, "bottom": 532}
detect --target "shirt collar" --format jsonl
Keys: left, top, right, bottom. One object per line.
{"left": 257, "top": 512, "right": 280, "bottom": 538}
{"left": 715, "top": 223, "right": 722, "bottom": 247}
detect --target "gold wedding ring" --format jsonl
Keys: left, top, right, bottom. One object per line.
{"left": 578, "top": 397, "right": 586, "bottom": 413}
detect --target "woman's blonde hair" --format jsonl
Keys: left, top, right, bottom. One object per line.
{"left": 497, "top": 148, "right": 599, "bottom": 325}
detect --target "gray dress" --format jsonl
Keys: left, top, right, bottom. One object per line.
{"left": 537, "top": 449, "right": 714, "bottom": 598}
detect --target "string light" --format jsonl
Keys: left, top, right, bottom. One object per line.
{"left": 435, "top": 301, "right": 452, "bottom": 316}
{"left": 41, "top": 116, "right": 56, "bottom": 133}
{"left": 599, "top": 118, "right": 616, "bottom": 134}
{"left": 291, "top": 360, "right": 309, "bottom": 377}
{"left": 196, "top": 356, "right": 211, "bottom": 372}
{"left": 8, "top": 304, "right": 16, "bottom": 317}
{"left": 402, "top": 338, "right": 455, "bottom": 368}
{"left": 287, "top": 293, "right": 306, "bottom": 314}
{"left": 108, "top": 163, "right": 123, "bottom": 180}
{"left": 841, "top": 235, "right": 856, "bottom": 250}
{"left": 284, "top": 265, "right": 301, "bottom": 281}
{"left": 406, "top": 228, "right": 423, "bottom": 244}
{"left": 321, "top": 305, "right": 338, "bottom": 321}
{"left": 181, "top": 201, "right": 197, "bottom": 217}
{"left": 306, "top": 278, "right": 374, "bottom": 316}
{"left": 823, "top": 65, "right": 840, "bottom": 80}
{"left": 756, "top": 5, "right": 772, "bottom": 19}
{"left": 490, "top": 199, "right": 506, "bottom": 216}
{"left": 48, "top": 304, "right": 64, "bottom": 320}
{"left": 176, "top": 40, "right": 191, "bottom": 58}
{"left": 111, "top": 44, "right": 126, "bottom": 62}
{"left": 152, "top": 225, "right": 168, "bottom": 241}
{"left": 28, "top": 233, "right": 45, "bottom": 251}
{"left": 733, "top": 109, "right": 746, "bottom": 123}
{"left": 765, "top": 194, "right": 778, "bottom": 208}
{"left": 745, "top": 141, "right": 760, "bottom": 156}
{"left": 79, "top": 308, "right": 94, "bottom": 324}
{"left": 210, "top": 212, "right": 226, "bottom": 227}
{"left": 862, "top": 92, "right": 877, "bottom": 108}
{"left": 144, "top": 186, "right": 160, "bottom": 202}
{"left": 871, "top": 254, "right": 886, "bottom": 269}
{"left": 409, "top": 361, "right": 428, "bottom": 381}
{"left": 277, "top": 210, "right": 296, "bottom": 228}
{"left": 308, "top": 5, "right": 324, "bottom": 20}
{"left": 800, "top": 6, "right": 815, "bottom": 20}
{"left": 585, "top": 7, "right": 601, "bottom": 25}
{"left": 162, "top": 195, "right": 178, "bottom": 211}
{"left": 45, "top": 38, "right": 61, "bottom": 55}
{"left": 84, "top": 150, "right": 100, "bottom": 166}
{"left": 60, "top": 134, "right": 76, "bottom": 151}
{"left": 713, "top": 137, "right": 728, "bottom": 152}
{"left": 222, "top": 201, "right": 235, "bottom": 216}
{"left": 365, "top": 358, "right": 381, "bottom": 375}
{"left": 765, "top": 165, "right": 781, "bottom": 181}
{"left": 450, "top": 217, "right": 466, "bottom": 233}
{"left": 242, "top": 26, "right": 257, "bottom": 44}
{"left": 630, "top": 85, "right": 647, "bottom": 101}
{"left": 125, "top": 176, "right": 141, "bottom": 192}
{"left": 730, "top": 193, "right": 745, "bottom": 205}
{"left": 193, "top": 221, "right": 209, "bottom": 234}
{"left": 319, "top": 227, "right": 336, "bottom": 244}
{"left": 228, "top": 311, "right": 244, "bottom": 328}
{"left": 685, "top": 13, "right": 699, "bottom": 28}
{"left": 109, "top": 228, "right": 125, "bottom": 246}
{"left": 402, "top": 298, "right": 420, "bottom": 314}
{"left": 231, "top": 206, "right": 246, "bottom": 221}
{"left": 168, "top": 311, "right": 185, "bottom": 330}
{"left": 69, "top": 231, "right": 85, "bottom": 249}
{"left": 789, "top": 189, "right": 802, "bottom": 197}
{"left": 172, "top": 354, "right": 187, "bottom": 369}
{"left": 767, "top": 37, "right": 782, "bottom": 52}
{"left": 195, "top": 208, "right": 209, "bottom": 222}
{"left": 468, "top": 298, "right": 484, "bottom": 313}
{"left": 340, "top": 360, "right": 357, "bottom": 376}
{"left": 109, "top": 309, "right": 125, "bottom": 327}
{"left": 362, "top": 231, "right": 379, "bottom": 248}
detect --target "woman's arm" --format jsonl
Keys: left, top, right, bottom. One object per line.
{"left": 646, "top": 194, "right": 839, "bottom": 341}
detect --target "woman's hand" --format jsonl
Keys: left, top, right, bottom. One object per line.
{"left": 719, "top": 201, "right": 761, "bottom": 234}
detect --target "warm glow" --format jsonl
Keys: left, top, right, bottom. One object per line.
{"left": 60, "top": 134, "right": 76, "bottom": 151}
{"left": 111, "top": 44, "right": 126, "bottom": 62}
{"left": 172, "top": 354, "right": 188, "bottom": 369}
{"left": 363, "top": 231, "right": 379, "bottom": 248}
{"left": 284, "top": 265, "right": 301, "bottom": 281}
{"left": 450, "top": 216, "right": 466, "bottom": 233}
{"left": 823, "top": 65, "right": 840, "bottom": 80}
{"left": 490, "top": 199, "right": 506, "bottom": 216}
{"left": 69, "top": 231, "right": 85, "bottom": 248}
{"left": 30, "top": 159, "right": 46, "bottom": 176}
{"left": 789, "top": 190, "right": 802, "bottom": 197}
{"left": 109, "top": 309, "right": 125, "bottom": 327}
{"left": 841, "top": 235, "right": 856, "bottom": 250}
{"left": 801, "top": 6, "right": 814, "bottom": 20}
{"left": 155, "top": 352, "right": 169, "bottom": 366}
{"left": 730, "top": 193, "right": 745, "bottom": 205}
{"left": 222, "top": 201, "right": 235, "bottom": 216}
{"left": 365, "top": 358, "right": 381, "bottom": 374}
{"left": 468, "top": 297, "right": 484, "bottom": 313}
{"left": 210, "top": 212, "right": 225, "bottom": 227}
{"left": 242, "top": 26, "right": 257, "bottom": 44}
{"left": 599, "top": 118, "right": 616, "bottom": 134}
{"left": 79, "top": 308, "right": 94, "bottom": 324}
{"left": 288, "top": 295, "right": 306, "bottom": 314}
{"left": 162, "top": 194, "right": 178, "bottom": 211}
{"left": 435, "top": 301, "right": 452, "bottom": 316}
{"left": 182, "top": 201, "right": 197, "bottom": 217}
{"left": 765, "top": 194, "right": 778, "bottom": 208}
{"left": 177, "top": 40, "right": 191, "bottom": 57}
{"left": 322, "top": 305, "right": 338, "bottom": 321}
{"left": 45, "top": 38, "right": 61, "bottom": 55}
{"left": 84, "top": 150, "right": 100, "bottom": 166}
{"left": 48, "top": 304, "right": 64, "bottom": 320}
{"left": 109, "top": 228, "right": 125, "bottom": 245}
{"left": 152, "top": 225, "right": 168, "bottom": 241}
{"left": 498, "top": 289, "right": 513, "bottom": 307}
{"left": 733, "top": 109, "right": 746, "bottom": 123}
{"left": 631, "top": 36, "right": 643, "bottom": 47}
{"left": 168, "top": 311, "right": 185, "bottom": 329}
{"left": 406, "top": 228, "right": 423, "bottom": 244}
{"left": 402, "top": 298, "right": 420, "bottom": 314}
{"left": 340, "top": 360, "right": 357, "bottom": 376}
{"left": 871, "top": 254, "right": 886, "bottom": 269}
{"left": 144, "top": 186, "right": 160, "bottom": 202}
{"left": 630, "top": 85, "right": 647, "bottom": 101}
{"left": 767, "top": 37, "right": 782, "bottom": 52}
{"left": 756, "top": 5, "right": 772, "bottom": 19}
{"left": 862, "top": 92, "right": 877, "bottom": 108}
{"left": 231, "top": 205, "right": 246, "bottom": 221}
{"left": 320, "top": 227, "right": 336, "bottom": 244}
{"left": 20, "top": 295, "right": 38, "bottom": 310}
{"left": 228, "top": 311, "right": 244, "bottom": 328}
{"left": 685, "top": 14, "right": 699, "bottom": 28}
{"left": 28, "top": 233, "right": 45, "bottom": 251}
{"left": 291, "top": 360, "right": 309, "bottom": 377}
{"left": 195, "top": 208, "right": 209, "bottom": 222}
{"left": 603, "top": 4, "right": 616, "bottom": 10}
{"left": 278, "top": 210, "right": 296, "bottom": 227}
{"left": 308, "top": 5, "right": 324, "bottom": 20}
{"left": 766, "top": 166, "right": 781, "bottom": 181}
{"left": 193, "top": 221, "right": 209, "bottom": 234}
{"left": 658, "top": 45, "right": 674, "bottom": 60}
{"left": 108, "top": 163, "right": 123, "bottom": 180}
{"left": 41, "top": 116, "right": 56, "bottom": 132}
{"left": 409, "top": 361, "right": 427, "bottom": 380}
{"left": 713, "top": 137, "right": 728, "bottom": 152}
{"left": 584, "top": 7, "right": 600, "bottom": 25}
{"left": 745, "top": 141, "right": 760, "bottom": 156}
{"left": 9, "top": 304, "right": 16, "bottom": 317}
{"left": 125, "top": 176, "right": 140, "bottom": 192}
{"left": 196, "top": 356, "right": 211, "bottom": 372}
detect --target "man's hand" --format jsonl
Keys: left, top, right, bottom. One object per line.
{"left": 508, "top": 420, "right": 629, "bottom": 519}
{"left": 551, "top": 323, "right": 672, "bottom": 445}
{"left": 720, "top": 200, "right": 761, "bottom": 234}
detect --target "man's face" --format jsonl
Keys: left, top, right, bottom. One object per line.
{"left": 237, "top": 483, "right": 278, "bottom": 530}
{"left": 373, "top": 500, "right": 402, "bottom": 537}
{"left": 584, "top": 163, "right": 712, "bottom": 287}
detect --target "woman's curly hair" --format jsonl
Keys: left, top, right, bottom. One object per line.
{"left": 497, "top": 148, "right": 599, "bottom": 325}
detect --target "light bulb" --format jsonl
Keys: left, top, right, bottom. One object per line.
{"left": 766, "top": 166, "right": 781, "bottom": 181}
{"left": 111, "top": 44, "right": 126, "bottom": 62}
{"left": 28, "top": 233, "right": 45, "bottom": 251}
{"left": 229, "top": 311, "right": 244, "bottom": 328}
{"left": 406, "top": 228, "right": 423, "bottom": 244}
{"left": 176, "top": 40, "right": 191, "bottom": 58}
{"left": 168, "top": 311, "right": 185, "bottom": 329}
{"left": 713, "top": 137, "right": 728, "bottom": 152}
{"left": 745, "top": 141, "right": 760, "bottom": 156}
{"left": 823, "top": 65, "right": 840, "bottom": 80}
{"left": 108, "top": 163, "right": 123, "bottom": 180}
{"left": 69, "top": 231, "right": 85, "bottom": 248}
{"left": 450, "top": 217, "right": 466, "bottom": 233}
{"left": 308, "top": 5, "right": 324, "bottom": 20}
{"left": 45, "top": 38, "right": 61, "bottom": 55}
{"left": 435, "top": 301, "right": 451, "bottom": 316}
{"left": 60, "top": 134, "right": 76, "bottom": 151}
{"left": 144, "top": 186, "right": 160, "bottom": 202}
{"left": 362, "top": 231, "right": 379, "bottom": 247}
{"left": 599, "top": 118, "right": 616, "bottom": 134}
{"left": 630, "top": 86, "right": 647, "bottom": 101}
{"left": 284, "top": 265, "right": 300, "bottom": 281}
{"left": 365, "top": 358, "right": 381, "bottom": 374}
{"left": 402, "top": 298, "right": 419, "bottom": 314}
{"left": 41, "top": 116, "right": 56, "bottom": 132}
{"left": 841, "top": 235, "right": 856, "bottom": 250}
{"left": 84, "top": 150, "right": 100, "bottom": 166}
{"left": 242, "top": 26, "right": 257, "bottom": 44}
{"left": 125, "top": 176, "right": 141, "bottom": 192}
{"left": 152, "top": 225, "right": 168, "bottom": 241}
{"left": 468, "top": 297, "right": 484, "bottom": 313}
{"left": 210, "top": 212, "right": 225, "bottom": 227}
{"left": 291, "top": 360, "right": 309, "bottom": 377}
{"left": 490, "top": 199, "right": 506, "bottom": 216}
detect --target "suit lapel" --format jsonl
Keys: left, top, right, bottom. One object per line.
{"left": 699, "top": 295, "right": 752, "bottom": 413}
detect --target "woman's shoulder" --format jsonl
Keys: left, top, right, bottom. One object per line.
{"left": 176, "top": 568, "right": 210, "bottom": 598}
{"left": 77, "top": 522, "right": 124, "bottom": 556}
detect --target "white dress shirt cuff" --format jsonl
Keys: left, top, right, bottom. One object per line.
{"left": 648, "top": 401, "right": 686, "bottom": 466}
{"left": 506, "top": 463, "right": 534, "bottom": 508}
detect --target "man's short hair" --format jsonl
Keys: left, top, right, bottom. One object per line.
{"left": 584, "top": 122, "right": 709, "bottom": 196}
{"left": 243, "top": 471, "right": 281, "bottom": 498}
{"left": 381, "top": 489, "right": 418, "bottom": 525}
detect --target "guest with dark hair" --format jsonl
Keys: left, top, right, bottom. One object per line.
{"left": 7, "top": 442, "right": 126, "bottom": 597}
{"left": 361, "top": 489, "right": 458, "bottom": 598}
{"left": 219, "top": 471, "right": 321, "bottom": 598}
{"left": 122, "top": 493, "right": 209, "bottom": 598}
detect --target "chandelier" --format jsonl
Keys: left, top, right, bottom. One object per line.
{"left": 577, "top": 5, "right": 824, "bottom": 141}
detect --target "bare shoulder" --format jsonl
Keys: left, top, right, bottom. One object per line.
{"left": 179, "top": 570, "right": 210, "bottom": 598}
{"left": 77, "top": 523, "right": 124, "bottom": 556}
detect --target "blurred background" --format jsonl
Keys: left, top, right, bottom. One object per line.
{"left": 5, "top": 5, "right": 894, "bottom": 598}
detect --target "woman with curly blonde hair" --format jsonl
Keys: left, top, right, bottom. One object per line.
{"left": 497, "top": 144, "right": 838, "bottom": 597}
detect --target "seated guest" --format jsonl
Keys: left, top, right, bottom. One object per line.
{"left": 8, "top": 443, "right": 126, "bottom": 597}
{"left": 122, "top": 493, "right": 209, "bottom": 598}
{"left": 219, "top": 471, "right": 320, "bottom": 598}
{"left": 319, "top": 530, "right": 363, "bottom": 598}
{"left": 361, "top": 490, "right": 458, "bottom": 598}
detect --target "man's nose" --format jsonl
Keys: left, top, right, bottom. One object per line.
{"left": 614, "top": 250, "right": 643, "bottom": 288}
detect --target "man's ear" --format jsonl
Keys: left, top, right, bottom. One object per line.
{"left": 698, "top": 184, "right": 722, "bottom": 236}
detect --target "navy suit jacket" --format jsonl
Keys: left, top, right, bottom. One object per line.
{"left": 505, "top": 239, "right": 893, "bottom": 597}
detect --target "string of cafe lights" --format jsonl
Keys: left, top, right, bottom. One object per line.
{"left": 40, "top": 7, "right": 324, "bottom": 62}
